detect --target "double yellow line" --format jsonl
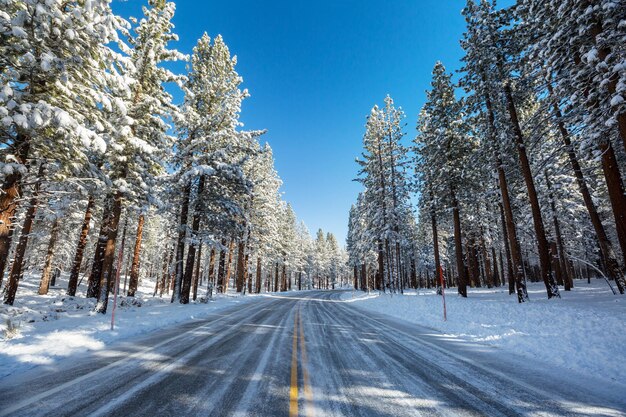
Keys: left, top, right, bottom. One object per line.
{"left": 290, "top": 307, "right": 313, "bottom": 417}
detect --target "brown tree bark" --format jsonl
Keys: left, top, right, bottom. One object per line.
{"left": 94, "top": 192, "right": 123, "bottom": 313}
{"left": 480, "top": 237, "right": 492, "bottom": 288}
{"left": 208, "top": 247, "right": 216, "bottom": 290}
{"left": 217, "top": 241, "right": 227, "bottom": 293}
{"left": 162, "top": 245, "right": 174, "bottom": 296}
{"left": 158, "top": 244, "right": 171, "bottom": 297}
{"left": 545, "top": 172, "right": 573, "bottom": 291}
{"left": 224, "top": 239, "right": 235, "bottom": 292}
{"left": 430, "top": 196, "right": 443, "bottom": 294}
{"left": 361, "top": 263, "right": 367, "bottom": 291}
{"left": 38, "top": 217, "right": 60, "bottom": 295}
{"left": 192, "top": 242, "right": 202, "bottom": 301}
{"left": 451, "top": 189, "right": 467, "bottom": 297}
{"left": 255, "top": 256, "right": 262, "bottom": 293}
{"left": 244, "top": 252, "right": 251, "bottom": 294}
{"left": 0, "top": 138, "right": 29, "bottom": 286}
{"left": 4, "top": 164, "right": 42, "bottom": 305}
{"left": 181, "top": 176, "right": 205, "bottom": 303}
{"left": 87, "top": 207, "right": 112, "bottom": 299}
{"left": 598, "top": 140, "right": 626, "bottom": 287}
{"left": 114, "top": 217, "right": 129, "bottom": 295}
{"left": 281, "top": 264, "right": 287, "bottom": 292}
{"left": 67, "top": 195, "right": 94, "bottom": 296}
{"left": 377, "top": 240, "right": 384, "bottom": 291}
{"left": 482, "top": 80, "right": 528, "bottom": 302}
{"left": 467, "top": 239, "right": 480, "bottom": 288}
{"left": 172, "top": 182, "right": 191, "bottom": 302}
{"left": 503, "top": 83, "right": 559, "bottom": 299}
{"left": 548, "top": 82, "right": 624, "bottom": 292}
{"left": 492, "top": 247, "right": 500, "bottom": 287}
{"left": 235, "top": 238, "right": 246, "bottom": 292}
{"left": 127, "top": 214, "right": 145, "bottom": 297}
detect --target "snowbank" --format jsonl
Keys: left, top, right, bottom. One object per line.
{"left": 0, "top": 272, "right": 255, "bottom": 379}
{"left": 341, "top": 279, "right": 626, "bottom": 383}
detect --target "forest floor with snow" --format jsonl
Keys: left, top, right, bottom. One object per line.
{"left": 0, "top": 273, "right": 258, "bottom": 379}
{"left": 341, "top": 279, "right": 626, "bottom": 384}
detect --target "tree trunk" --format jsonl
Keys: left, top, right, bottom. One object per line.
{"left": 163, "top": 245, "right": 174, "bottom": 296}
{"left": 255, "top": 256, "right": 262, "bottom": 293}
{"left": 545, "top": 172, "right": 572, "bottom": 291}
{"left": 217, "top": 241, "right": 227, "bottom": 293}
{"left": 236, "top": 238, "right": 246, "bottom": 292}
{"left": 127, "top": 214, "right": 145, "bottom": 297}
{"left": 467, "top": 240, "right": 480, "bottom": 288}
{"left": 192, "top": 242, "right": 202, "bottom": 301}
{"left": 94, "top": 192, "right": 123, "bottom": 313}
{"left": 38, "top": 217, "right": 60, "bottom": 295}
{"left": 483, "top": 81, "right": 528, "bottom": 302}
{"left": 67, "top": 195, "right": 94, "bottom": 296}
{"left": 244, "top": 252, "right": 251, "bottom": 294}
{"left": 451, "top": 189, "right": 467, "bottom": 297}
{"left": 503, "top": 83, "right": 558, "bottom": 299}
{"left": 377, "top": 239, "right": 384, "bottom": 291}
{"left": 207, "top": 247, "right": 216, "bottom": 291}
{"left": 224, "top": 239, "right": 235, "bottom": 292}
{"left": 4, "top": 164, "right": 42, "bottom": 305}
{"left": 181, "top": 176, "right": 205, "bottom": 303}
{"left": 431, "top": 198, "right": 443, "bottom": 295}
{"left": 0, "top": 138, "right": 29, "bottom": 286}
{"left": 281, "top": 264, "right": 287, "bottom": 292}
{"left": 492, "top": 247, "right": 500, "bottom": 287}
{"left": 114, "top": 217, "right": 130, "bottom": 296}
{"left": 172, "top": 182, "right": 191, "bottom": 303}
{"left": 598, "top": 140, "right": 626, "bottom": 291}
{"left": 548, "top": 82, "right": 623, "bottom": 292}
{"left": 159, "top": 244, "right": 171, "bottom": 297}
{"left": 87, "top": 216, "right": 109, "bottom": 299}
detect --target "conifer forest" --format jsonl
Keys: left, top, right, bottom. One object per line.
{"left": 0, "top": 1, "right": 625, "bottom": 416}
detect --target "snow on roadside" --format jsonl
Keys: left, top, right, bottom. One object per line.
{"left": 0, "top": 272, "right": 256, "bottom": 379}
{"left": 341, "top": 279, "right": 626, "bottom": 383}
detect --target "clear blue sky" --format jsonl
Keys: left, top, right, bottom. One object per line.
{"left": 113, "top": 0, "right": 508, "bottom": 245}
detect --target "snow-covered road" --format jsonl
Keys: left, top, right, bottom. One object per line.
{"left": 1, "top": 290, "right": 624, "bottom": 416}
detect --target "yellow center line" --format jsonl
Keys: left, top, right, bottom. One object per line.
{"left": 289, "top": 308, "right": 299, "bottom": 417}
{"left": 299, "top": 307, "right": 314, "bottom": 417}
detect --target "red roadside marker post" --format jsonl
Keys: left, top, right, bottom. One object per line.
{"left": 439, "top": 267, "right": 447, "bottom": 321}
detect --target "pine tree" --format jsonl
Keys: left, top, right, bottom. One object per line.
{"left": 170, "top": 33, "right": 262, "bottom": 302}
{"left": 1, "top": 0, "right": 126, "bottom": 304}
{"left": 416, "top": 62, "right": 477, "bottom": 297}
{"left": 90, "top": 0, "right": 183, "bottom": 313}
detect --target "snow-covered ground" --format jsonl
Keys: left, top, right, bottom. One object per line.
{"left": 0, "top": 272, "right": 256, "bottom": 379}
{"left": 341, "top": 279, "right": 626, "bottom": 384}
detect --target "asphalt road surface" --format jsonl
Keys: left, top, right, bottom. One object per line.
{"left": 1, "top": 290, "right": 624, "bottom": 416}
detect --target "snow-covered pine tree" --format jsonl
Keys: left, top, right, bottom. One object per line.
{"left": 416, "top": 62, "right": 477, "bottom": 297}
{"left": 89, "top": 0, "right": 184, "bottom": 313}
{"left": 517, "top": 0, "right": 626, "bottom": 292}
{"left": 171, "top": 33, "right": 263, "bottom": 302}
{"left": 1, "top": 0, "right": 127, "bottom": 305}
{"left": 355, "top": 96, "right": 411, "bottom": 293}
